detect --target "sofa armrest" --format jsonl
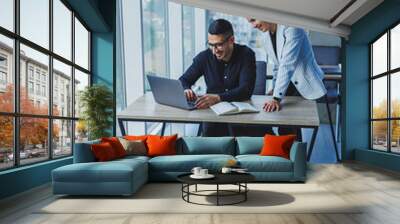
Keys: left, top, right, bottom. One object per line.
{"left": 289, "top": 142, "right": 307, "bottom": 181}
{"left": 73, "top": 140, "right": 100, "bottom": 163}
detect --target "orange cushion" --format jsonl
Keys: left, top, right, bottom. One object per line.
{"left": 259, "top": 134, "right": 296, "bottom": 159}
{"left": 146, "top": 134, "right": 178, "bottom": 157}
{"left": 91, "top": 142, "right": 117, "bottom": 161}
{"left": 124, "top": 135, "right": 148, "bottom": 141}
{"left": 101, "top": 137, "right": 127, "bottom": 158}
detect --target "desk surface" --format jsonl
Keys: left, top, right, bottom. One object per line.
{"left": 118, "top": 93, "right": 320, "bottom": 127}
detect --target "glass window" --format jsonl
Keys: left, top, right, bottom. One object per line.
{"left": 53, "top": 119, "right": 72, "bottom": 158}
{"left": 36, "top": 84, "right": 40, "bottom": 95}
{"left": 53, "top": 0, "right": 72, "bottom": 60}
{"left": 74, "top": 18, "right": 89, "bottom": 70}
{"left": 74, "top": 69, "right": 89, "bottom": 118}
{"left": 391, "top": 120, "right": 400, "bottom": 153}
{"left": 75, "top": 120, "right": 88, "bottom": 143}
{"left": 28, "top": 81, "right": 34, "bottom": 93}
{"left": 0, "top": 35, "right": 14, "bottom": 113}
{"left": 372, "top": 33, "right": 387, "bottom": 76}
{"left": 371, "top": 24, "right": 400, "bottom": 153}
{"left": 391, "top": 72, "right": 400, "bottom": 118}
{"left": 142, "top": 0, "right": 168, "bottom": 85}
{"left": 53, "top": 59, "right": 72, "bottom": 117}
{"left": 0, "top": 0, "right": 90, "bottom": 169}
{"left": 28, "top": 67, "right": 34, "bottom": 79}
{"left": 20, "top": 44, "right": 49, "bottom": 115}
{"left": 0, "top": 55, "right": 7, "bottom": 67}
{"left": 20, "top": 0, "right": 49, "bottom": 49}
{"left": 41, "top": 85, "right": 46, "bottom": 96}
{"left": 0, "top": 71, "right": 6, "bottom": 84}
{"left": 19, "top": 117, "right": 49, "bottom": 165}
{"left": 182, "top": 6, "right": 195, "bottom": 70}
{"left": 206, "top": 11, "right": 266, "bottom": 59}
{"left": 391, "top": 24, "right": 400, "bottom": 70}
{"left": 372, "top": 121, "right": 388, "bottom": 151}
{"left": 0, "top": 0, "right": 14, "bottom": 31}
{"left": 0, "top": 116, "right": 13, "bottom": 170}
{"left": 36, "top": 70, "right": 40, "bottom": 80}
{"left": 372, "top": 77, "right": 387, "bottom": 119}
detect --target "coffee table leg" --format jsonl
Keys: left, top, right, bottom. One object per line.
{"left": 245, "top": 183, "right": 247, "bottom": 201}
{"left": 217, "top": 184, "right": 220, "bottom": 206}
{"left": 195, "top": 184, "right": 198, "bottom": 192}
{"left": 187, "top": 184, "right": 190, "bottom": 202}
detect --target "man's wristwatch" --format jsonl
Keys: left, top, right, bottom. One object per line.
{"left": 273, "top": 97, "right": 281, "bottom": 102}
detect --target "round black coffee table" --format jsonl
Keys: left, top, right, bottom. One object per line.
{"left": 177, "top": 173, "right": 255, "bottom": 206}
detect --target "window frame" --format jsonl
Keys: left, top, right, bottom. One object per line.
{"left": 0, "top": 0, "right": 92, "bottom": 171}
{"left": 369, "top": 19, "right": 400, "bottom": 154}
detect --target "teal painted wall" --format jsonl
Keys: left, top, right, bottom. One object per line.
{"left": 92, "top": 33, "right": 114, "bottom": 87}
{"left": 355, "top": 149, "right": 400, "bottom": 172}
{"left": 92, "top": 32, "right": 115, "bottom": 135}
{"left": 0, "top": 0, "right": 116, "bottom": 200}
{"left": 0, "top": 158, "right": 72, "bottom": 199}
{"left": 344, "top": 0, "right": 400, "bottom": 171}
{"left": 91, "top": 0, "right": 116, "bottom": 135}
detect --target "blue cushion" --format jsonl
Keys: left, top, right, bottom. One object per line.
{"left": 236, "top": 155, "right": 293, "bottom": 172}
{"left": 236, "top": 137, "right": 263, "bottom": 155}
{"left": 149, "top": 154, "right": 235, "bottom": 172}
{"left": 178, "top": 137, "right": 235, "bottom": 155}
{"left": 73, "top": 140, "right": 100, "bottom": 163}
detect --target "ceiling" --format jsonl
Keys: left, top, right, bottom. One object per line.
{"left": 171, "top": 0, "right": 384, "bottom": 37}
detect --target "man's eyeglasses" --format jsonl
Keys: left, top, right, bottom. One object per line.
{"left": 207, "top": 36, "right": 231, "bottom": 50}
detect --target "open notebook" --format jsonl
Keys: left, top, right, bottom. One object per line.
{"left": 210, "top": 102, "right": 259, "bottom": 115}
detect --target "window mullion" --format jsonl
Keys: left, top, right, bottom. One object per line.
{"left": 14, "top": 0, "right": 21, "bottom": 166}
{"left": 71, "top": 10, "right": 76, "bottom": 152}
{"left": 48, "top": 0, "right": 54, "bottom": 160}
{"left": 388, "top": 30, "right": 391, "bottom": 152}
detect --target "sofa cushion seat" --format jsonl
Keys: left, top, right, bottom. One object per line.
{"left": 53, "top": 159, "right": 147, "bottom": 183}
{"left": 236, "top": 155, "right": 293, "bottom": 172}
{"left": 116, "top": 155, "right": 150, "bottom": 163}
{"left": 149, "top": 154, "right": 235, "bottom": 172}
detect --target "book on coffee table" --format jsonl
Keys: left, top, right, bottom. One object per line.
{"left": 210, "top": 102, "right": 259, "bottom": 115}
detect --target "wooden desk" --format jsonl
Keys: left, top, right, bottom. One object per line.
{"left": 118, "top": 93, "right": 320, "bottom": 161}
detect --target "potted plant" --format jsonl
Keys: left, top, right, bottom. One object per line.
{"left": 79, "top": 84, "right": 113, "bottom": 140}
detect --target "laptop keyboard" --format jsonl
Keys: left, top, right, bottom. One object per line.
{"left": 187, "top": 101, "right": 196, "bottom": 107}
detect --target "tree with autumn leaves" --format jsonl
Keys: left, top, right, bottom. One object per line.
{"left": 0, "top": 84, "right": 59, "bottom": 152}
{"left": 372, "top": 99, "right": 400, "bottom": 143}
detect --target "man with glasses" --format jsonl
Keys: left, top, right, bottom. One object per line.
{"left": 179, "top": 19, "right": 257, "bottom": 136}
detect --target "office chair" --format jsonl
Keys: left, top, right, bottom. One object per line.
{"left": 254, "top": 61, "right": 267, "bottom": 95}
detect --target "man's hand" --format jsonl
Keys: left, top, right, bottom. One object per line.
{"left": 184, "top": 89, "right": 197, "bottom": 101}
{"left": 195, "top": 94, "right": 221, "bottom": 109}
{"left": 263, "top": 99, "right": 281, "bottom": 112}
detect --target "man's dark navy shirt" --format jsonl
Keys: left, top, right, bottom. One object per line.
{"left": 179, "top": 44, "right": 256, "bottom": 102}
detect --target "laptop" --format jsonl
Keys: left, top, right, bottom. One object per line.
{"left": 147, "top": 75, "right": 196, "bottom": 110}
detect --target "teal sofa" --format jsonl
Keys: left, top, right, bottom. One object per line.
{"left": 52, "top": 137, "right": 307, "bottom": 196}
